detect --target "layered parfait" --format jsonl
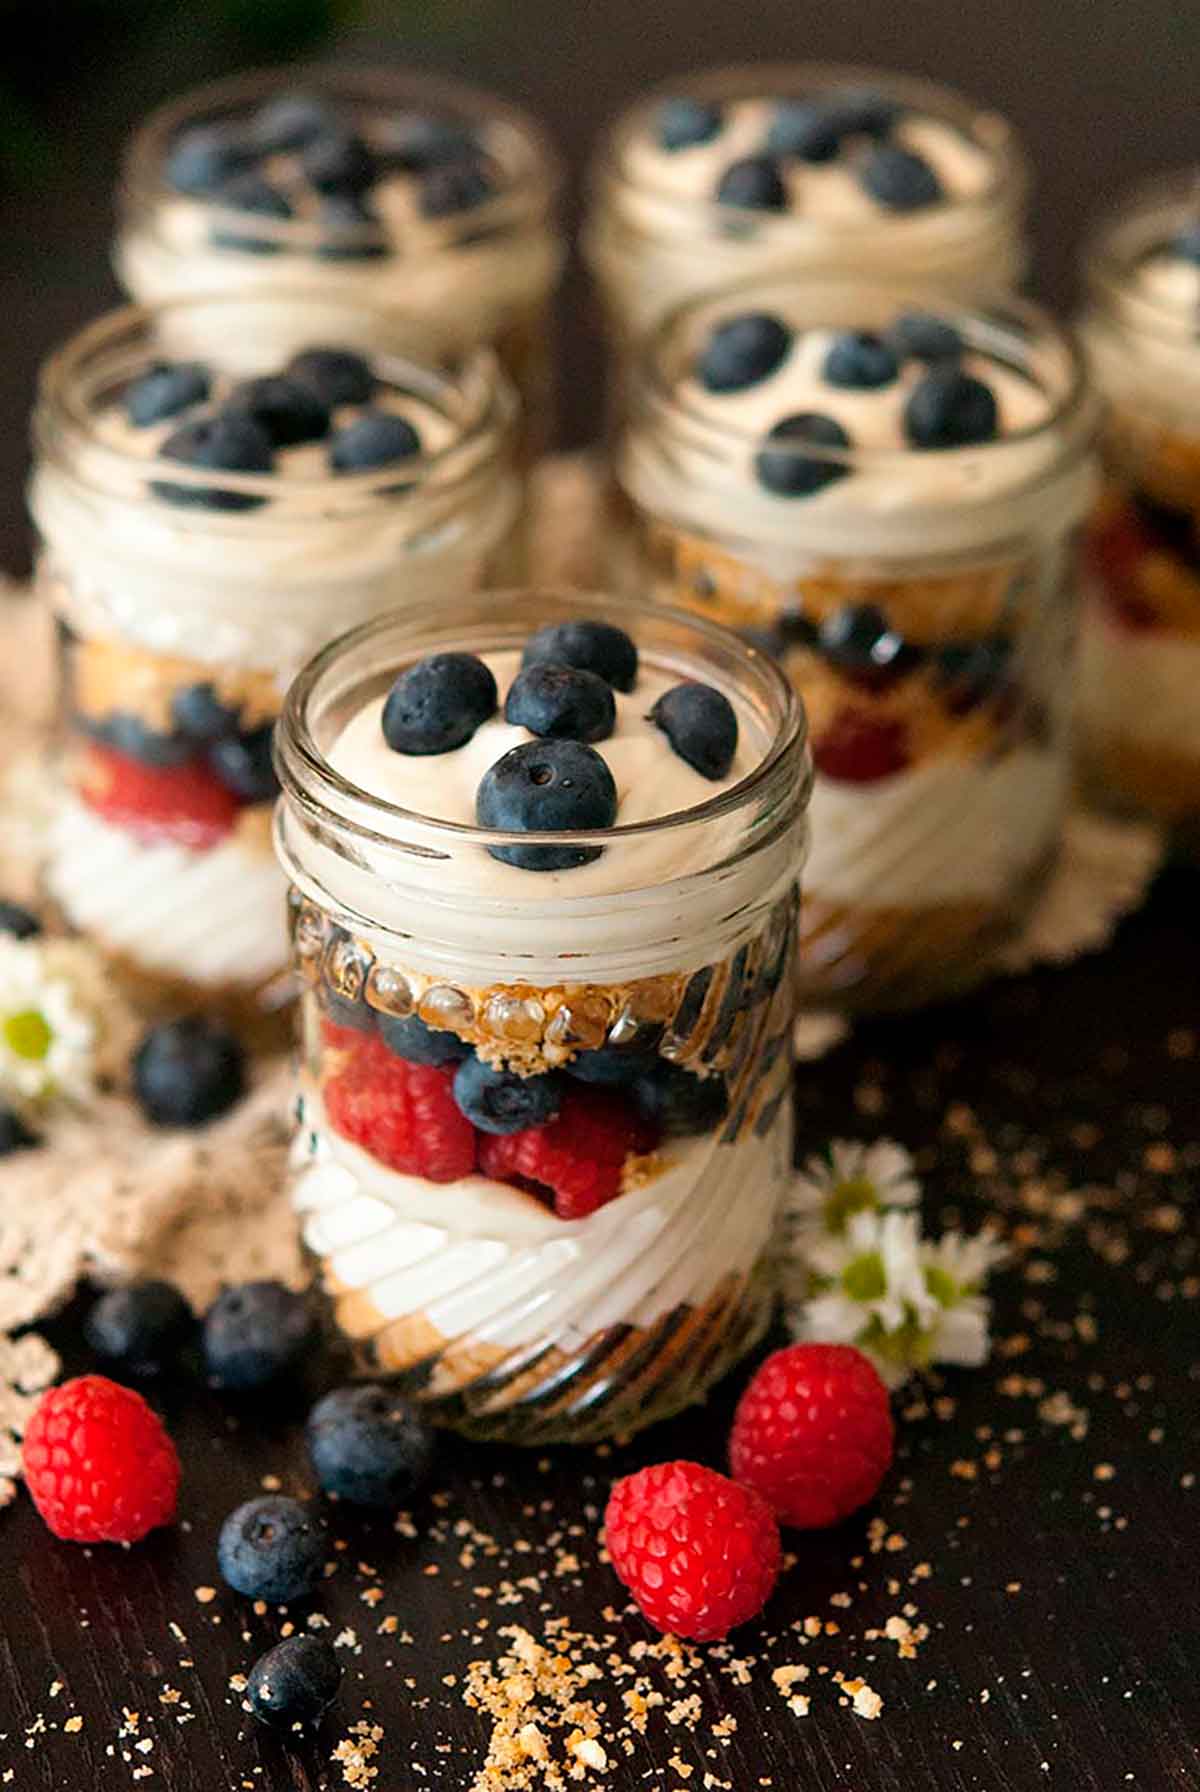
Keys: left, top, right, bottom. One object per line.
{"left": 277, "top": 595, "right": 809, "bottom": 1442}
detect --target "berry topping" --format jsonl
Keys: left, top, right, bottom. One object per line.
{"left": 329, "top": 408, "right": 422, "bottom": 472}
{"left": 126, "top": 360, "right": 211, "bottom": 427}
{"left": 634, "top": 1061, "right": 728, "bottom": 1137}
{"left": 249, "top": 91, "right": 336, "bottom": 154}
{"left": 904, "top": 366, "right": 998, "bottom": 448}
{"left": 754, "top": 411, "right": 851, "bottom": 497}
{"left": 316, "top": 190, "right": 387, "bottom": 260}
{"left": 729, "top": 1342, "right": 894, "bottom": 1529}
{"left": 323, "top": 1041, "right": 477, "bottom": 1181}
{"left": 478, "top": 1084, "right": 655, "bottom": 1219}
{"left": 859, "top": 143, "right": 943, "bottom": 211}
{"left": 378, "top": 1012, "right": 470, "bottom": 1066}
{"left": 832, "top": 87, "right": 902, "bottom": 137}
{"left": 822, "top": 330, "right": 899, "bottom": 391}
{"left": 380, "top": 111, "right": 480, "bottom": 172}
{"left": 246, "top": 1636, "right": 342, "bottom": 1732}
{"left": 696, "top": 311, "right": 792, "bottom": 394}
{"left": 133, "top": 1015, "right": 246, "bottom": 1129}
{"left": 812, "top": 708, "right": 910, "bottom": 783}
{"left": 419, "top": 158, "right": 496, "bottom": 218}
{"left": 604, "top": 1460, "right": 781, "bottom": 1641}
{"left": 504, "top": 662, "right": 616, "bottom": 744}
{"left": 522, "top": 620, "right": 639, "bottom": 693}
{"left": 648, "top": 681, "right": 738, "bottom": 780}
{"left": 766, "top": 99, "right": 842, "bottom": 163}
{"left": 85, "top": 711, "right": 192, "bottom": 768}
{"left": 0, "top": 900, "right": 42, "bottom": 939}
{"left": 887, "top": 311, "right": 963, "bottom": 363}
{"left": 227, "top": 374, "right": 330, "bottom": 447}
{"left": 208, "top": 722, "right": 279, "bottom": 803}
{"left": 165, "top": 123, "right": 253, "bottom": 196}
{"left": 0, "top": 1103, "right": 39, "bottom": 1156}
{"left": 286, "top": 345, "right": 375, "bottom": 408}
{"left": 203, "top": 1280, "right": 316, "bottom": 1391}
{"left": 476, "top": 740, "right": 618, "bottom": 872}
{"left": 715, "top": 155, "right": 788, "bottom": 212}
{"left": 210, "top": 172, "right": 294, "bottom": 253}
{"left": 78, "top": 743, "right": 239, "bottom": 846}
{"left": 218, "top": 1494, "right": 325, "bottom": 1603}
{"left": 817, "top": 603, "right": 917, "bottom": 687}
{"left": 306, "top": 1384, "right": 435, "bottom": 1508}
{"left": 154, "top": 412, "right": 274, "bottom": 511}
{"left": 22, "top": 1375, "right": 180, "bottom": 1543}
{"left": 170, "top": 681, "right": 242, "bottom": 742}
{"left": 302, "top": 128, "right": 376, "bottom": 195}
{"left": 321, "top": 990, "right": 377, "bottom": 1036}
{"left": 934, "top": 637, "right": 1014, "bottom": 713}
{"left": 381, "top": 652, "right": 497, "bottom": 755}
{"left": 453, "top": 1058, "right": 562, "bottom": 1134}
{"left": 85, "top": 1279, "right": 194, "bottom": 1375}
{"left": 565, "top": 1044, "right": 656, "bottom": 1087}
{"left": 656, "top": 97, "right": 723, "bottom": 152}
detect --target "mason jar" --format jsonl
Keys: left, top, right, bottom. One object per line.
{"left": 614, "top": 286, "right": 1097, "bottom": 1012}
{"left": 29, "top": 293, "right": 520, "bottom": 1038}
{"left": 114, "top": 65, "right": 563, "bottom": 443}
{"left": 1076, "top": 171, "right": 1200, "bottom": 845}
{"left": 275, "top": 591, "right": 809, "bottom": 1443}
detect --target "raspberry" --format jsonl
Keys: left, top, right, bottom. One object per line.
{"left": 811, "top": 709, "right": 909, "bottom": 784}
{"left": 323, "top": 1036, "right": 476, "bottom": 1182}
{"left": 21, "top": 1374, "right": 180, "bottom": 1543}
{"left": 78, "top": 743, "right": 239, "bottom": 847}
{"left": 729, "top": 1342, "right": 894, "bottom": 1530}
{"left": 604, "top": 1460, "right": 780, "bottom": 1641}
{"left": 478, "top": 1085, "right": 657, "bottom": 1219}
{"left": 1087, "top": 507, "right": 1159, "bottom": 631}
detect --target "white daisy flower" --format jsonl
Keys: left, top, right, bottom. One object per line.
{"left": 790, "top": 1138, "right": 921, "bottom": 1236}
{"left": 918, "top": 1230, "right": 1008, "bottom": 1371}
{"left": 0, "top": 935, "right": 97, "bottom": 1110}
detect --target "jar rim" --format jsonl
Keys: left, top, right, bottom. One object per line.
{"left": 1083, "top": 166, "right": 1200, "bottom": 343}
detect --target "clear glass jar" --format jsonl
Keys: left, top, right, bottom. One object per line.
{"left": 275, "top": 591, "right": 809, "bottom": 1443}
{"left": 115, "top": 65, "right": 563, "bottom": 443}
{"left": 29, "top": 292, "right": 520, "bottom": 1039}
{"left": 614, "top": 286, "right": 1097, "bottom": 1012}
{"left": 1076, "top": 171, "right": 1200, "bottom": 846}
{"left": 586, "top": 63, "right": 1029, "bottom": 356}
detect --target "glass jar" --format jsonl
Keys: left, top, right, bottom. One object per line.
{"left": 586, "top": 63, "right": 1029, "bottom": 358}
{"left": 29, "top": 292, "right": 520, "bottom": 1039}
{"left": 1076, "top": 171, "right": 1200, "bottom": 846}
{"left": 275, "top": 591, "right": 809, "bottom": 1443}
{"left": 115, "top": 65, "right": 563, "bottom": 444}
{"left": 614, "top": 286, "right": 1097, "bottom": 1012}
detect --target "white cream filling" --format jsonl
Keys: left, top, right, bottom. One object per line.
{"left": 1078, "top": 600, "right": 1200, "bottom": 756}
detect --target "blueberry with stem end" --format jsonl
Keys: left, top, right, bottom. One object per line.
{"left": 476, "top": 739, "right": 617, "bottom": 872}
{"left": 203, "top": 1281, "right": 315, "bottom": 1391}
{"left": 306, "top": 1384, "right": 435, "bottom": 1507}
{"left": 218, "top": 1495, "right": 325, "bottom": 1603}
{"left": 453, "top": 1058, "right": 562, "bottom": 1133}
{"left": 504, "top": 662, "right": 616, "bottom": 743}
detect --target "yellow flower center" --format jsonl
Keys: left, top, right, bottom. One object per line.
{"left": 3, "top": 1009, "right": 52, "bottom": 1062}
{"left": 841, "top": 1250, "right": 886, "bottom": 1303}
{"left": 825, "top": 1175, "right": 879, "bottom": 1233}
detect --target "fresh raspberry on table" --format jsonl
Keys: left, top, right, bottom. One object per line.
{"left": 78, "top": 743, "right": 239, "bottom": 847}
{"left": 729, "top": 1342, "right": 894, "bottom": 1530}
{"left": 604, "top": 1459, "right": 781, "bottom": 1641}
{"left": 323, "top": 1038, "right": 476, "bottom": 1182}
{"left": 811, "top": 708, "right": 909, "bottom": 783}
{"left": 21, "top": 1374, "right": 181, "bottom": 1544}
{"left": 478, "top": 1085, "right": 657, "bottom": 1219}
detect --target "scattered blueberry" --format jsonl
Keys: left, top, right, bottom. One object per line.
{"left": 165, "top": 123, "right": 253, "bottom": 196}
{"left": 302, "top": 129, "right": 375, "bottom": 195}
{"left": 766, "top": 99, "right": 842, "bottom": 163}
{"left": 715, "top": 156, "right": 788, "bottom": 212}
{"left": 227, "top": 375, "right": 329, "bottom": 447}
{"left": 246, "top": 1636, "right": 342, "bottom": 1732}
{"left": 210, "top": 172, "right": 294, "bottom": 254}
{"left": 381, "top": 652, "right": 497, "bottom": 755}
{"left": 218, "top": 1495, "right": 325, "bottom": 1603}
{"left": 656, "top": 97, "right": 723, "bottom": 152}
{"left": 504, "top": 663, "right": 615, "bottom": 744}
{"left": 0, "top": 900, "right": 43, "bottom": 939}
{"left": 934, "top": 637, "right": 1013, "bottom": 712}
{"left": 171, "top": 682, "right": 241, "bottom": 742}
{"left": 316, "top": 190, "right": 387, "bottom": 260}
{"left": 476, "top": 739, "right": 617, "bottom": 871}
{"left": 832, "top": 87, "right": 902, "bottom": 138}
{"left": 453, "top": 1058, "right": 562, "bottom": 1133}
{"left": 209, "top": 723, "right": 279, "bottom": 803}
{"left": 648, "top": 682, "right": 738, "bottom": 781}
{"left": 377, "top": 1013, "right": 469, "bottom": 1065}
{"left": 521, "top": 620, "right": 638, "bottom": 693}
{"left": 125, "top": 361, "right": 211, "bottom": 427}
{"left": 754, "top": 411, "right": 851, "bottom": 497}
{"left": 153, "top": 412, "right": 274, "bottom": 511}
{"left": 904, "top": 366, "right": 998, "bottom": 448}
{"left": 380, "top": 111, "right": 480, "bottom": 171}
{"left": 565, "top": 1044, "right": 655, "bottom": 1087}
{"left": 133, "top": 1016, "right": 246, "bottom": 1128}
{"left": 0, "top": 1103, "right": 39, "bottom": 1157}
{"left": 286, "top": 346, "right": 375, "bottom": 408}
{"left": 696, "top": 312, "right": 792, "bottom": 394}
{"left": 419, "top": 157, "right": 495, "bottom": 218}
{"left": 204, "top": 1281, "right": 315, "bottom": 1391}
{"left": 822, "top": 330, "right": 899, "bottom": 390}
{"left": 87, "top": 712, "right": 193, "bottom": 768}
{"left": 1171, "top": 221, "right": 1200, "bottom": 265}
{"left": 85, "top": 1279, "right": 194, "bottom": 1374}
{"left": 818, "top": 604, "right": 917, "bottom": 687}
{"left": 306, "top": 1384, "right": 435, "bottom": 1507}
{"left": 634, "top": 1062, "right": 728, "bottom": 1136}
{"left": 329, "top": 408, "right": 422, "bottom": 473}
{"left": 249, "top": 91, "right": 336, "bottom": 154}
{"left": 859, "top": 144, "right": 943, "bottom": 211}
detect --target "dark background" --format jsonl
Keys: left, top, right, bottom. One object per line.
{"left": 0, "top": 0, "right": 1194, "bottom": 572}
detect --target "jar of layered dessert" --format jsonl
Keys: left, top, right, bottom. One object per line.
{"left": 615, "top": 288, "right": 1097, "bottom": 1011}
{"left": 586, "top": 64, "right": 1028, "bottom": 355}
{"left": 276, "top": 592, "right": 809, "bottom": 1442}
{"left": 1077, "top": 172, "right": 1200, "bottom": 846}
{"left": 115, "top": 66, "right": 563, "bottom": 440}
{"left": 29, "top": 293, "right": 520, "bottom": 1037}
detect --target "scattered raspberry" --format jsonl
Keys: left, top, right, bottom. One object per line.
{"left": 478, "top": 1085, "right": 656, "bottom": 1219}
{"left": 604, "top": 1460, "right": 780, "bottom": 1641}
{"left": 1087, "top": 506, "right": 1158, "bottom": 631}
{"left": 78, "top": 743, "right": 239, "bottom": 847}
{"left": 729, "top": 1342, "right": 894, "bottom": 1529}
{"left": 22, "top": 1374, "right": 181, "bottom": 1543}
{"left": 324, "top": 1038, "right": 476, "bottom": 1182}
{"left": 811, "top": 709, "right": 908, "bottom": 783}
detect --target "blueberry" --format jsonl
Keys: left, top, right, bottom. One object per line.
{"left": 476, "top": 739, "right": 617, "bottom": 872}
{"left": 329, "top": 408, "right": 422, "bottom": 472}
{"left": 286, "top": 346, "right": 375, "bottom": 408}
{"left": 822, "top": 331, "right": 899, "bottom": 390}
{"left": 766, "top": 100, "right": 843, "bottom": 163}
{"left": 754, "top": 411, "right": 851, "bottom": 497}
{"left": 634, "top": 1062, "right": 728, "bottom": 1137}
{"left": 887, "top": 311, "right": 963, "bottom": 364}
{"left": 715, "top": 156, "right": 788, "bottom": 212}
{"left": 832, "top": 87, "right": 902, "bottom": 138}
{"left": 218, "top": 1495, "right": 325, "bottom": 1603}
{"left": 153, "top": 412, "right": 274, "bottom": 511}
{"left": 696, "top": 312, "right": 792, "bottom": 394}
{"left": 1171, "top": 222, "right": 1200, "bottom": 265}
{"left": 85, "top": 1279, "right": 194, "bottom": 1374}
{"left": 381, "top": 653, "right": 497, "bottom": 755}
{"left": 125, "top": 361, "right": 211, "bottom": 427}
{"left": 565, "top": 1044, "right": 656, "bottom": 1087}
{"left": 165, "top": 123, "right": 254, "bottom": 196}
{"left": 904, "top": 367, "right": 998, "bottom": 448}
{"left": 88, "top": 712, "right": 193, "bottom": 768}
{"left": 249, "top": 91, "right": 337, "bottom": 154}
{"left": 171, "top": 682, "right": 241, "bottom": 743}
{"left": 132, "top": 1016, "right": 246, "bottom": 1129}
{"left": 504, "top": 663, "right": 615, "bottom": 744}
{"left": 226, "top": 375, "right": 330, "bottom": 447}
{"left": 656, "top": 96, "right": 723, "bottom": 152}
{"left": 452, "top": 1058, "right": 561, "bottom": 1133}
{"left": 377, "top": 1012, "right": 469, "bottom": 1065}
{"left": 302, "top": 129, "right": 376, "bottom": 195}
{"left": 859, "top": 145, "right": 942, "bottom": 211}
{"left": 208, "top": 723, "right": 279, "bottom": 803}
{"left": 0, "top": 1103, "right": 39, "bottom": 1157}
{"left": 648, "top": 682, "right": 738, "bottom": 781}
{"left": 0, "top": 900, "right": 42, "bottom": 939}
{"left": 818, "top": 604, "right": 918, "bottom": 686}
{"left": 204, "top": 1280, "right": 315, "bottom": 1391}
{"left": 320, "top": 984, "right": 377, "bottom": 1035}
{"left": 380, "top": 112, "right": 480, "bottom": 171}
{"left": 306, "top": 1384, "right": 435, "bottom": 1507}
{"left": 316, "top": 191, "right": 387, "bottom": 260}
{"left": 210, "top": 172, "right": 293, "bottom": 254}
{"left": 419, "top": 157, "right": 495, "bottom": 218}
{"left": 246, "top": 1636, "right": 342, "bottom": 1732}
{"left": 934, "top": 637, "right": 1013, "bottom": 712}
{"left": 521, "top": 621, "right": 638, "bottom": 693}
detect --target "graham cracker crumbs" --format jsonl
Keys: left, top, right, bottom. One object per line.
{"left": 463, "top": 1626, "right": 610, "bottom": 1789}
{"left": 193, "top": 1587, "right": 216, "bottom": 1605}
{"left": 332, "top": 1720, "right": 383, "bottom": 1788}
{"left": 63, "top": 1717, "right": 83, "bottom": 1735}
{"left": 838, "top": 1677, "right": 884, "bottom": 1721}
